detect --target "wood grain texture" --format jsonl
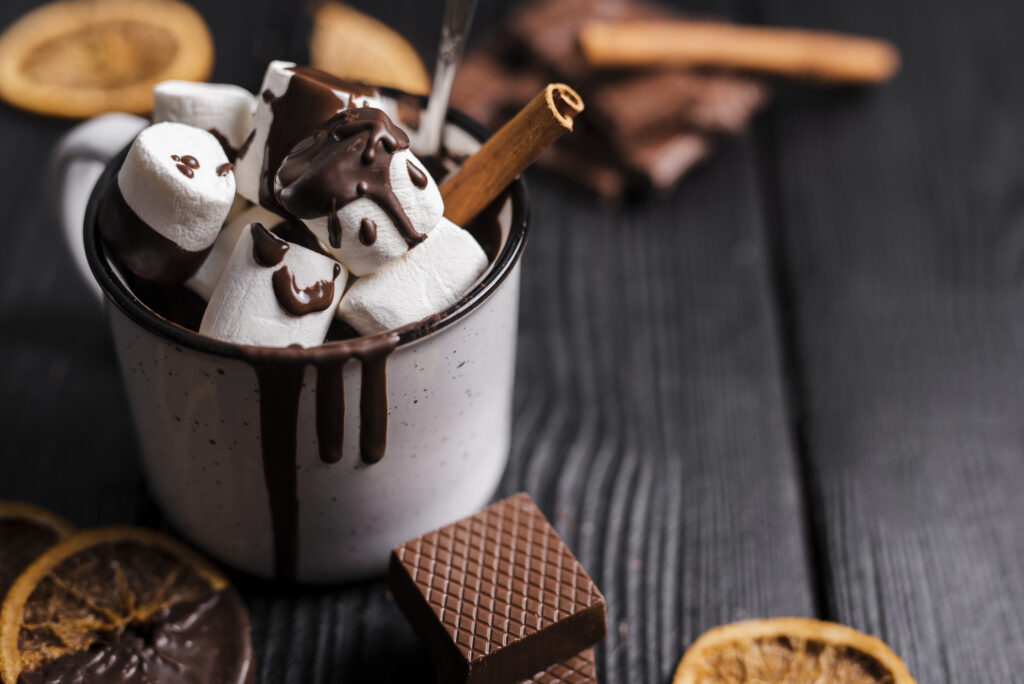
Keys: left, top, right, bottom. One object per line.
{"left": 758, "top": 0, "right": 1024, "bottom": 680}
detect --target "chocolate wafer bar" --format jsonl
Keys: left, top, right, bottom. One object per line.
{"left": 520, "top": 648, "right": 597, "bottom": 684}
{"left": 389, "top": 493, "right": 606, "bottom": 684}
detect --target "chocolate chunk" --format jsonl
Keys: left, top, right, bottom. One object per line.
{"left": 389, "top": 493, "right": 606, "bottom": 684}
{"left": 507, "top": 0, "right": 673, "bottom": 79}
{"left": 451, "top": 0, "right": 770, "bottom": 200}
{"left": 589, "top": 70, "right": 770, "bottom": 140}
{"left": 519, "top": 648, "right": 597, "bottom": 683}
{"left": 451, "top": 53, "right": 549, "bottom": 130}
{"left": 618, "top": 131, "right": 713, "bottom": 191}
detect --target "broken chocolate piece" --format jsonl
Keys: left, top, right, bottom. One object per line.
{"left": 451, "top": 0, "right": 770, "bottom": 200}
{"left": 389, "top": 493, "right": 606, "bottom": 684}
{"left": 588, "top": 70, "right": 770, "bottom": 140}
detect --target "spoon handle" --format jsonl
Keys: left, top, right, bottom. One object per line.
{"left": 418, "top": 0, "right": 477, "bottom": 156}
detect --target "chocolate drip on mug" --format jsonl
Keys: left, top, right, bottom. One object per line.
{"left": 241, "top": 329, "right": 399, "bottom": 579}
{"left": 407, "top": 159, "right": 429, "bottom": 189}
{"left": 270, "top": 263, "right": 342, "bottom": 316}
{"left": 251, "top": 223, "right": 289, "bottom": 266}
{"left": 275, "top": 108, "right": 426, "bottom": 249}
{"left": 251, "top": 361, "right": 304, "bottom": 581}
{"left": 315, "top": 361, "right": 346, "bottom": 464}
{"left": 313, "top": 334, "right": 399, "bottom": 465}
{"left": 359, "top": 218, "right": 377, "bottom": 246}
{"left": 259, "top": 66, "right": 380, "bottom": 216}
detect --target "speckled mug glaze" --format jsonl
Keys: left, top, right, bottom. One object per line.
{"left": 84, "top": 116, "right": 528, "bottom": 583}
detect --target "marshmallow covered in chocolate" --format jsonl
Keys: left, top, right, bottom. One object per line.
{"left": 200, "top": 224, "right": 345, "bottom": 347}
{"left": 275, "top": 108, "right": 443, "bottom": 276}
{"left": 153, "top": 80, "right": 256, "bottom": 153}
{"left": 233, "top": 60, "right": 383, "bottom": 208}
{"left": 337, "top": 218, "right": 488, "bottom": 335}
{"left": 99, "top": 122, "right": 236, "bottom": 284}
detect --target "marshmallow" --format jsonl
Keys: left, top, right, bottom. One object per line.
{"left": 200, "top": 223, "right": 346, "bottom": 347}
{"left": 297, "top": 148, "right": 444, "bottom": 276}
{"left": 153, "top": 81, "right": 255, "bottom": 151}
{"left": 337, "top": 218, "right": 488, "bottom": 335}
{"left": 99, "top": 122, "right": 236, "bottom": 283}
{"left": 185, "top": 205, "right": 281, "bottom": 301}
{"left": 118, "top": 122, "right": 236, "bottom": 252}
{"left": 234, "top": 60, "right": 383, "bottom": 205}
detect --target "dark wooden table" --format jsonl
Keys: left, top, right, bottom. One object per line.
{"left": 3, "top": 0, "right": 1024, "bottom": 681}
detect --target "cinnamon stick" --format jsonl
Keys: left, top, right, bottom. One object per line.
{"left": 441, "top": 83, "right": 583, "bottom": 226}
{"left": 579, "top": 20, "right": 900, "bottom": 84}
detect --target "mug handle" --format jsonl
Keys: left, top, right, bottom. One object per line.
{"left": 52, "top": 113, "right": 149, "bottom": 302}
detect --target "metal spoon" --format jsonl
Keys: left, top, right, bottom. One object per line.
{"left": 417, "top": 0, "right": 477, "bottom": 157}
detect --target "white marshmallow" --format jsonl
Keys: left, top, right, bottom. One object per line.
{"left": 118, "top": 122, "right": 235, "bottom": 252}
{"left": 298, "top": 149, "right": 443, "bottom": 276}
{"left": 338, "top": 218, "right": 488, "bottom": 335}
{"left": 185, "top": 205, "right": 281, "bottom": 301}
{"left": 200, "top": 225, "right": 346, "bottom": 347}
{"left": 152, "top": 81, "right": 255, "bottom": 150}
{"left": 234, "top": 60, "right": 384, "bottom": 204}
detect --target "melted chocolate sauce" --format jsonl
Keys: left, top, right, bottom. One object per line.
{"left": 249, "top": 360, "right": 304, "bottom": 581}
{"left": 208, "top": 128, "right": 238, "bottom": 162}
{"left": 240, "top": 329, "right": 398, "bottom": 579}
{"left": 407, "top": 159, "right": 429, "bottom": 188}
{"left": 217, "top": 163, "right": 234, "bottom": 177}
{"left": 327, "top": 197, "right": 341, "bottom": 248}
{"left": 359, "top": 218, "right": 377, "bottom": 245}
{"left": 17, "top": 590, "right": 253, "bottom": 684}
{"left": 311, "top": 335, "right": 399, "bottom": 466}
{"left": 270, "top": 263, "right": 342, "bottom": 316}
{"left": 258, "top": 66, "right": 379, "bottom": 216}
{"left": 171, "top": 154, "right": 199, "bottom": 178}
{"left": 276, "top": 108, "right": 426, "bottom": 249}
{"left": 236, "top": 130, "right": 255, "bottom": 160}
{"left": 250, "top": 223, "right": 289, "bottom": 266}
{"left": 272, "top": 218, "right": 327, "bottom": 255}
{"left": 98, "top": 185, "right": 211, "bottom": 285}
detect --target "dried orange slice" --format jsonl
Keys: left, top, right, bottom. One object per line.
{"left": 0, "top": 0, "right": 213, "bottom": 118}
{"left": 674, "top": 617, "right": 916, "bottom": 684}
{"left": 0, "top": 503, "right": 75, "bottom": 602}
{"left": 311, "top": 3, "right": 430, "bottom": 95}
{"left": 0, "top": 526, "right": 253, "bottom": 684}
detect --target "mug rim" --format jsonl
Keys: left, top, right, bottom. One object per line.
{"left": 83, "top": 109, "right": 529, "bottom": 362}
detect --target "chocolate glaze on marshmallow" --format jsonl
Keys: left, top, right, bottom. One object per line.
{"left": 233, "top": 61, "right": 383, "bottom": 211}
{"left": 200, "top": 223, "right": 346, "bottom": 348}
{"left": 275, "top": 107, "right": 443, "bottom": 276}
{"left": 99, "top": 122, "right": 235, "bottom": 284}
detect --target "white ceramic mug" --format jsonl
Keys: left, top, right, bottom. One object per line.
{"left": 67, "top": 114, "right": 528, "bottom": 583}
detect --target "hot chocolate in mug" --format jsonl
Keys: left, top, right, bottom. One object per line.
{"left": 61, "top": 113, "right": 527, "bottom": 583}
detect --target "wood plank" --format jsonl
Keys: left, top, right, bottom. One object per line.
{"left": 0, "top": 0, "right": 814, "bottom": 681}
{"left": 757, "top": 0, "right": 1024, "bottom": 679}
